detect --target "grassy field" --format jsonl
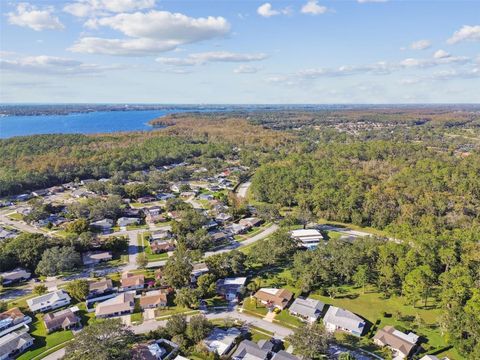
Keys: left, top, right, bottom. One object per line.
{"left": 16, "top": 314, "right": 74, "bottom": 360}
{"left": 309, "top": 285, "right": 463, "bottom": 359}
{"left": 8, "top": 212, "right": 24, "bottom": 221}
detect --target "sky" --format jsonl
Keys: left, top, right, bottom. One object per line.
{"left": 0, "top": 0, "right": 479, "bottom": 104}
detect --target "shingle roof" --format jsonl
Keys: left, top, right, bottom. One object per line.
{"left": 232, "top": 340, "right": 268, "bottom": 360}
{"left": 289, "top": 297, "right": 324, "bottom": 318}
{"left": 323, "top": 306, "right": 365, "bottom": 333}
{"left": 373, "top": 326, "right": 417, "bottom": 356}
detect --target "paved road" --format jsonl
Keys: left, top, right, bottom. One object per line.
{"left": 42, "top": 348, "right": 66, "bottom": 360}
{"left": 204, "top": 224, "right": 278, "bottom": 257}
{"left": 236, "top": 181, "right": 252, "bottom": 199}
{"left": 0, "top": 209, "right": 47, "bottom": 234}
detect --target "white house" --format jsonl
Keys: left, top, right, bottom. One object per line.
{"left": 290, "top": 229, "right": 325, "bottom": 249}
{"left": 0, "top": 328, "right": 34, "bottom": 360}
{"left": 323, "top": 306, "right": 366, "bottom": 336}
{"left": 203, "top": 328, "right": 241, "bottom": 355}
{"left": 27, "top": 290, "right": 71, "bottom": 313}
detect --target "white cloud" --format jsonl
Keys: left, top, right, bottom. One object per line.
{"left": 0, "top": 54, "right": 120, "bottom": 75}
{"left": 410, "top": 39, "right": 431, "bottom": 50}
{"left": 257, "top": 3, "right": 290, "bottom": 17}
{"left": 301, "top": 1, "right": 328, "bottom": 15}
{"left": 234, "top": 64, "right": 261, "bottom": 74}
{"left": 447, "top": 25, "right": 480, "bottom": 44}
{"left": 433, "top": 49, "right": 450, "bottom": 59}
{"left": 64, "top": 0, "right": 155, "bottom": 17}
{"left": 156, "top": 51, "right": 267, "bottom": 66}
{"left": 7, "top": 3, "right": 64, "bottom": 31}
{"left": 69, "top": 11, "right": 230, "bottom": 56}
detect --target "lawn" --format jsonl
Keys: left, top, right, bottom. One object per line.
{"left": 309, "top": 286, "right": 463, "bottom": 359}
{"left": 274, "top": 310, "right": 304, "bottom": 329}
{"left": 242, "top": 297, "right": 269, "bottom": 317}
{"left": 7, "top": 212, "right": 24, "bottom": 221}
{"left": 234, "top": 222, "right": 272, "bottom": 242}
{"left": 154, "top": 306, "right": 198, "bottom": 319}
{"left": 16, "top": 314, "right": 74, "bottom": 360}
{"left": 204, "top": 295, "right": 229, "bottom": 308}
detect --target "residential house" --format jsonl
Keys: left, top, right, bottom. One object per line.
{"left": 31, "top": 189, "right": 48, "bottom": 197}
{"left": 191, "top": 263, "right": 209, "bottom": 281}
{"left": 27, "top": 290, "right": 71, "bottom": 313}
{"left": 0, "top": 227, "right": 17, "bottom": 241}
{"left": 290, "top": 229, "right": 325, "bottom": 250}
{"left": 289, "top": 297, "right": 325, "bottom": 323}
{"left": 0, "top": 328, "right": 34, "bottom": 360}
{"left": 215, "top": 213, "right": 232, "bottom": 223}
{"left": 203, "top": 327, "right": 241, "bottom": 356}
{"left": 271, "top": 351, "right": 300, "bottom": 360}
{"left": 225, "top": 223, "right": 248, "bottom": 235}
{"left": 145, "top": 207, "right": 166, "bottom": 224}
{"left": 90, "top": 218, "right": 114, "bottom": 232}
{"left": 82, "top": 251, "right": 112, "bottom": 266}
{"left": 150, "top": 241, "right": 175, "bottom": 254}
{"left": 254, "top": 288, "right": 293, "bottom": 310}
{"left": 150, "top": 229, "right": 172, "bottom": 241}
{"left": 117, "top": 217, "right": 140, "bottom": 229}
{"left": 210, "top": 231, "right": 230, "bottom": 243}
{"left": 88, "top": 278, "right": 114, "bottom": 297}
{"left": 232, "top": 340, "right": 268, "bottom": 360}
{"left": 139, "top": 290, "right": 168, "bottom": 310}
{"left": 198, "top": 194, "right": 214, "bottom": 201}
{"left": 216, "top": 277, "right": 247, "bottom": 301}
{"left": 0, "top": 268, "right": 31, "bottom": 285}
{"left": 0, "top": 308, "right": 32, "bottom": 337}
{"left": 373, "top": 326, "right": 419, "bottom": 359}
{"left": 156, "top": 193, "right": 175, "bottom": 201}
{"left": 323, "top": 306, "right": 366, "bottom": 336}
{"left": 257, "top": 338, "right": 282, "bottom": 354}
{"left": 43, "top": 308, "right": 80, "bottom": 333}
{"left": 120, "top": 272, "right": 145, "bottom": 291}
{"left": 95, "top": 291, "right": 135, "bottom": 318}
{"left": 239, "top": 217, "right": 264, "bottom": 229}
{"left": 202, "top": 220, "right": 218, "bottom": 230}
{"left": 138, "top": 196, "right": 156, "bottom": 204}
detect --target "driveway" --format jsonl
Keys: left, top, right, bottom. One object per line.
{"left": 236, "top": 181, "right": 252, "bottom": 199}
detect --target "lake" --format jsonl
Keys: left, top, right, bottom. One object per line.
{"left": 0, "top": 109, "right": 177, "bottom": 138}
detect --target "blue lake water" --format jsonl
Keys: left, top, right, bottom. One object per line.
{"left": 0, "top": 110, "right": 179, "bottom": 138}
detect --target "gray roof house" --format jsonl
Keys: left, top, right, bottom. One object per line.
{"left": 289, "top": 297, "right": 325, "bottom": 323}
{"left": 203, "top": 327, "right": 241, "bottom": 355}
{"left": 272, "top": 351, "right": 300, "bottom": 360}
{"left": 232, "top": 340, "right": 269, "bottom": 360}
{"left": 117, "top": 217, "right": 139, "bottom": 228}
{"left": 90, "top": 218, "right": 114, "bottom": 231}
{"left": 0, "top": 328, "right": 34, "bottom": 359}
{"left": 323, "top": 306, "right": 366, "bottom": 336}
{"left": 0, "top": 268, "right": 31, "bottom": 285}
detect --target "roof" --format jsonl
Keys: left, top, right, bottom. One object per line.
{"left": 0, "top": 268, "right": 31, "bottom": 281}
{"left": 254, "top": 288, "right": 293, "bottom": 308}
{"left": 140, "top": 290, "right": 168, "bottom": 307}
{"left": 0, "top": 308, "right": 25, "bottom": 323}
{"left": 289, "top": 297, "right": 324, "bottom": 318}
{"left": 204, "top": 327, "right": 241, "bottom": 355}
{"left": 271, "top": 350, "right": 300, "bottom": 360}
{"left": 95, "top": 292, "right": 135, "bottom": 317}
{"left": 82, "top": 251, "right": 112, "bottom": 265}
{"left": 43, "top": 309, "right": 79, "bottom": 331}
{"left": 0, "top": 329, "right": 33, "bottom": 357}
{"left": 232, "top": 340, "right": 268, "bottom": 360}
{"left": 373, "top": 326, "right": 417, "bottom": 356}
{"left": 323, "top": 306, "right": 365, "bottom": 334}
{"left": 89, "top": 278, "right": 113, "bottom": 293}
{"left": 27, "top": 290, "right": 71, "bottom": 312}
{"left": 121, "top": 272, "right": 145, "bottom": 288}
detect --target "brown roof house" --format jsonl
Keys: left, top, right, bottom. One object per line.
{"left": 0, "top": 308, "right": 32, "bottom": 337}
{"left": 95, "top": 291, "right": 135, "bottom": 318}
{"left": 88, "top": 278, "right": 114, "bottom": 298}
{"left": 120, "top": 272, "right": 145, "bottom": 291}
{"left": 150, "top": 241, "right": 175, "bottom": 254}
{"left": 140, "top": 290, "right": 168, "bottom": 310}
{"left": 43, "top": 308, "right": 80, "bottom": 333}
{"left": 373, "top": 326, "right": 419, "bottom": 359}
{"left": 254, "top": 288, "right": 293, "bottom": 310}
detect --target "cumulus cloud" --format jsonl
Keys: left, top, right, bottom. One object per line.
{"left": 0, "top": 54, "right": 121, "bottom": 75}
{"left": 156, "top": 51, "right": 267, "bottom": 66}
{"left": 64, "top": 0, "right": 155, "bottom": 17}
{"left": 234, "top": 64, "right": 261, "bottom": 74}
{"left": 301, "top": 1, "right": 328, "bottom": 15}
{"left": 257, "top": 3, "right": 290, "bottom": 17}
{"left": 69, "top": 11, "right": 230, "bottom": 56}
{"left": 410, "top": 39, "right": 431, "bottom": 50}
{"left": 447, "top": 25, "right": 480, "bottom": 44}
{"left": 7, "top": 3, "right": 64, "bottom": 31}
{"left": 433, "top": 49, "right": 450, "bottom": 59}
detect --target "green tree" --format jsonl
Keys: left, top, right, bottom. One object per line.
{"left": 286, "top": 322, "right": 331, "bottom": 360}
{"left": 63, "top": 319, "right": 135, "bottom": 360}
{"left": 65, "top": 219, "right": 90, "bottom": 234}
{"left": 186, "top": 314, "right": 213, "bottom": 343}
{"left": 136, "top": 253, "right": 148, "bottom": 268}
{"left": 196, "top": 273, "right": 217, "bottom": 298}
{"left": 36, "top": 246, "right": 81, "bottom": 276}
{"left": 163, "top": 246, "right": 193, "bottom": 289}
{"left": 352, "top": 264, "right": 369, "bottom": 294}
{"left": 66, "top": 279, "right": 90, "bottom": 301}
{"left": 166, "top": 314, "right": 187, "bottom": 337}
{"left": 175, "top": 288, "right": 199, "bottom": 309}
{"left": 33, "top": 284, "right": 48, "bottom": 295}
{"left": 403, "top": 265, "right": 435, "bottom": 308}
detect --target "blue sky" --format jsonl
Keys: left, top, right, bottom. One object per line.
{"left": 1, "top": 0, "right": 479, "bottom": 103}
